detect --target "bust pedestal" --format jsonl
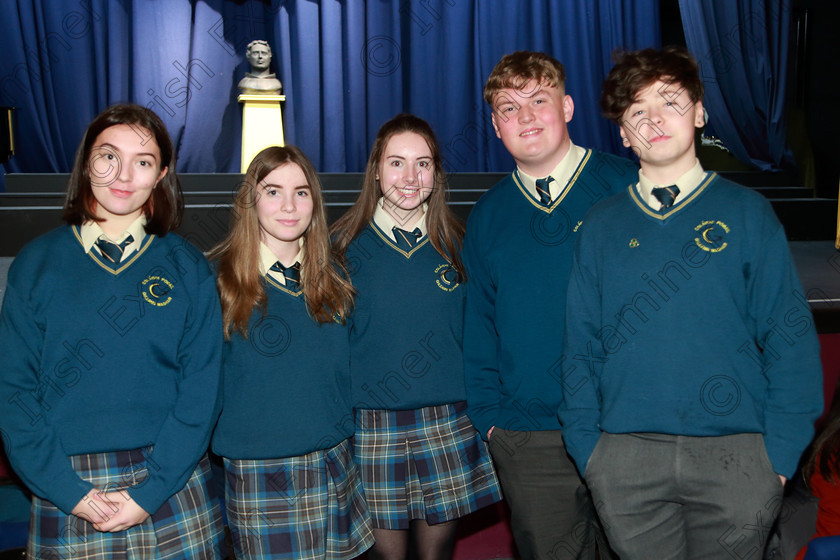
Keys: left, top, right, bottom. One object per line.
{"left": 1, "top": 106, "right": 16, "bottom": 163}
{"left": 238, "top": 94, "right": 286, "bottom": 173}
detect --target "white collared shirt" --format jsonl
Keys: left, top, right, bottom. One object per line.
{"left": 259, "top": 241, "right": 304, "bottom": 286}
{"left": 516, "top": 142, "right": 586, "bottom": 202}
{"left": 637, "top": 159, "right": 706, "bottom": 209}
{"left": 80, "top": 216, "right": 147, "bottom": 262}
{"left": 372, "top": 198, "right": 428, "bottom": 243}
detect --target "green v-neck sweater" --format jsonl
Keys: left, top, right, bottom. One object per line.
{"left": 346, "top": 221, "right": 466, "bottom": 410}
{"left": 462, "top": 149, "right": 637, "bottom": 437}
{"left": 0, "top": 226, "right": 223, "bottom": 514}
{"left": 559, "top": 175, "right": 823, "bottom": 478}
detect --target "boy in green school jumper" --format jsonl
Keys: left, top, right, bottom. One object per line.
{"left": 558, "top": 46, "right": 823, "bottom": 559}
{"left": 463, "top": 51, "right": 636, "bottom": 560}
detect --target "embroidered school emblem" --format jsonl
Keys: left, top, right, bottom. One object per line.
{"left": 629, "top": 238, "right": 640, "bottom": 248}
{"left": 694, "top": 220, "right": 730, "bottom": 253}
{"left": 435, "top": 264, "right": 460, "bottom": 292}
{"left": 141, "top": 275, "right": 174, "bottom": 307}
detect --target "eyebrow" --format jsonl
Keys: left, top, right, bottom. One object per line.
{"left": 261, "top": 183, "right": 311, "bottom": 189}
{"left": 95, "top": 143, "right": 159, "bottom": 160}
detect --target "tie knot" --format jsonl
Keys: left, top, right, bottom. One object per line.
{"left": 95, "top": 234, "right": 134, "bottom": 263}
{"left": 270, "top": 261, "right": 301, "bottom": 288}
{"left": 393, "top": 227, "right": 422, "bottom": 249}
{"left": 535, "top": 176, "right": 554, "bottom": 205}
{"left": 651, "top": 185, "right": 680, "bottom": 209}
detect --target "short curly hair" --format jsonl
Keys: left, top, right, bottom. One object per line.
{"left": 600, "top": 46, "right": 703, "bottom": 124}
{"left": 246, "top": 40, "right": 271, "bottom": 56}
{"left": 483, "top": 51, "right": 566, "bottom": 106}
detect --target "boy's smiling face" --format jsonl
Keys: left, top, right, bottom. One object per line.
{"left": 491, "top": 80, "right": 574, "bottom": 177}
{"left": 619, "top": 79, "right": 704, "bottom": 182}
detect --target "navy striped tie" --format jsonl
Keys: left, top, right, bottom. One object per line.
{"left": 535, "top": 176, "right": 554, "bottom": 206}
{"left": 95, "top": 235, "right": 134, "bottom": 263}
{"left": 652, "top": 185, "right": 680, "bottom": 209}
{"left": 270, "top": 261, "right": 301, "bottom": 289}
{"left": 393, "top": 227, "right": 422, "bottom": 250}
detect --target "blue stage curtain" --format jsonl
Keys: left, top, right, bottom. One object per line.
{"left": 678, "top": 0, "right": 794, "bottom": 171}
{"left": 0, "top": 0, "right": 659, "bottom": 190}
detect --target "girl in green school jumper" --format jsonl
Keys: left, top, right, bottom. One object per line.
{"left": 0, "top": 104, "right": 226, "bottom": 559}
{"left": 210, "top": 145, "right": 373, "bottom": 559}
{"left": 331, "top": 113, "right": 502, "bottom": 560}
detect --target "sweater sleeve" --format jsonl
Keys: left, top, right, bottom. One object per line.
{"left": 748, "top": 225, "right": 823, "bottom": 478}
{"left": 462, "top": 213, "right": 502, "bottom": 439}
{"left": 126, "top": 270, "right": 223, "bottom": 514}
{"left": 557, "top": 227, "right": 604, "bottom": 476}
{"left": 0, "top": 280, "right": 94, "bottom": 514}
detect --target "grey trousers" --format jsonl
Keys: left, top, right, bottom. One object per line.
{"left": 488, "top": 428, "right": 613, "bottom": 560}
{"left": 584, "top": 432, "right": 785, "bottom": 560}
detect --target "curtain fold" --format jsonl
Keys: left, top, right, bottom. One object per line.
{"left": 0, "top": 0, "right": 660, "bottom": 189}
{"left": 679, "top": 0, "right": 794, "bottom": 170}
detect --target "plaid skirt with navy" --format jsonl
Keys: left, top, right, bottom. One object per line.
{"left": 28, "top": 450, "right": 226, "bottom": 560}
{"left": 353, "top": 401, "right": 502, "bottom": 530}
{"left": 223, "top": 438, "right": 374, "bottom": 560}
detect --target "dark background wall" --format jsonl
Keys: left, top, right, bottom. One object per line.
{"left": 795, "top": 0, "right": 840, "bottom": 197}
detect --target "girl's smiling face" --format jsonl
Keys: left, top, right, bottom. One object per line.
{"left": 377, "top": 131, "right": 434, "bottom": 223}
{"left": 88, "top": 124, "right": 167, "bottom": 232}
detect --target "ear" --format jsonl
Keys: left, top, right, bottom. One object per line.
{"left": 156, "top": 166, "right": 168, "bottom": 188}
{"left": 694, "top": 100, "right": 705, "bottom": 128}
{"left": 491, "top": 113, "right": 502, "bottom": 139}
{"left": 563, "top": 95, "right": 575, "bottom": 123}
{"left": 618, "top": 124, "right": 630, "bottom": 145}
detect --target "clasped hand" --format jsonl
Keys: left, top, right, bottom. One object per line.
{"left": 71, "top": 488, "right": 150, "bottom": 532}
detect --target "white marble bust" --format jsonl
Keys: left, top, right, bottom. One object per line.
{"left": 238, "top": 40, "right": 283, "bottom": 95}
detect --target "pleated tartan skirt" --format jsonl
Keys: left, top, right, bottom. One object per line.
{"left": 28, "top": 450, "right": 226, "bottom": 560}
{"left": 223, "top": 438, "right": 374, "bottom": 560}
{"left": 353, "top": 401, "right": 502, "bottom": 530}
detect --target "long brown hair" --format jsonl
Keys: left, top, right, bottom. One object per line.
{"left": 330, "top": 113, "right": 465, "bottom": 279}
{"left": 210, "top": 146, "right": 354, "bottom": 338}
{"left": 63, "top": 104, "right": 183, "bottom": 235}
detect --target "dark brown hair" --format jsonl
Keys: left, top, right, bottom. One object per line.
{"left": 803, "top": 382, "right": 840, "bottom": 486}
{"left": 483, "top": 51, "right": 566, "bottom": 107}
{"left": 600, "top": 46, "right": 704, "bottom": 124}
{"left": 62, "top": 103, "right": 183, "bottom": 235}
{"left": 330, "top": 113, "right": 465, "bottom": 280}
{"left": 210, "top": 145, "right": 355, "bottom": 337}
